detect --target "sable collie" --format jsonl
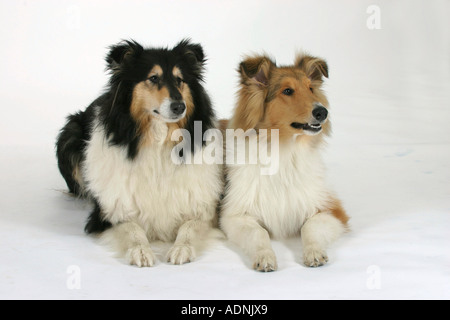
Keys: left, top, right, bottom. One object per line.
{"left": 56, "top": 39, "right": 223, "bottom": 267}
{"left": 220, "top": 53, "right": 349, "bottom": 271}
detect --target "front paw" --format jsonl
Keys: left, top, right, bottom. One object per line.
{"left": 303, "top": 248, "right": 328, "bottom": 268}
{"left": 126, "top": 245, "right": 156, "bottom": 267}
{"left": 167, "top": 244, "right": 196, "bottom": 265}
{"left": 253, "top": 249, "right": 278, "bottom": 272}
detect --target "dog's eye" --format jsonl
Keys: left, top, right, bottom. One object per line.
{"left": 148, "top": 75, "right": 159, "bottom": 84}
{"left": 310, "top": 87, "right": 314, "bottom": 93}
{"left": 282, "top": 88, "right": 294, "bottom": 96}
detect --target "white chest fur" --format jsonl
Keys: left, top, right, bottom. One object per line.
{"left": 83, "top": 118, "right": 222, "bottom": 242}
{"left": 222, "top": 140, "right": 332, "bottom": 239}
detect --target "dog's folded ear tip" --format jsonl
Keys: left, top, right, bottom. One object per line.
{"left": 296, "top": 54, "right": 329, "bottom": 81}
{"left": 105, "top": 39, "right": 144, "bottom": 71}
{"left": 239, "top": 56, "right": 274, "bottom": 85}
{"left": 174, "top": 39, "right": 205, "bottom": 65}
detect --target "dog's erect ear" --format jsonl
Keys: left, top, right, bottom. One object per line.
{"left": 231, "top": 56, "right": 275, "bottom": 131}
{"left": 106, "top": 40, "right": 144, "bottom": 73}
{"left": 239, "top": 56, "right": 274, "bottom": 87}
{"left": 174, "top": 39, "right": 206, "bottom": 77}
{"left": 296, "top": 53, "right": 328, "bottom": 81}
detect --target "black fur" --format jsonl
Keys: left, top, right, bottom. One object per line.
{"left": 56, "top": 102, "right": 97, "bottom": 196}
{"left": 55, "top": 39, "right": 216, "bottom": 234}
{"left": 84, "top": 200, "right": 112, "bottom": 234}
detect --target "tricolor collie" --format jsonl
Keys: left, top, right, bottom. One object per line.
{"left": 56, "top": 39, "right": 223, "bottom": 267}
{"left": 220, "top": 53, "right": 349, "bottom": 271}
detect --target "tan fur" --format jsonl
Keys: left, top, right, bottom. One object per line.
{"left": 229, "top": 56, "right": 273, "bottom": 131}
{"left": 218, "top": 119, "right": 229, "bottom": 133}
{"left": 234, "top": 55, "right": 348, "bottom": 225}
{"left": 230, "top": 56, "right": 334, "bottom": 144}
{"left": 295, "top": 53, "right": 329, "bottom": 81}
{"left": 267, "top": 70, "right": 326, "bottom": 142}
{"left": 221, "top": 53, "right": 349, "bottom": 271}
{"left": 72, "top": 165, "right": 84, "bottom": 191}
{"left": 129, "top": 65, "right": 195, "bottom": 148}
{"left": 327, "top": 198, "right": 350, "bottom": 226}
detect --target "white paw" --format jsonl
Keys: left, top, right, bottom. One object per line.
{"left": 126, "top": 245, "right": 156, "bottom": 267}
{"left": 303, "top": 248, "right": 328, "bottom": 268}
{"left": 167, "top": 245, "right": 196, "bottom": 265}
{"left": 252, "top": 249, "right": 278, "bottom": 272}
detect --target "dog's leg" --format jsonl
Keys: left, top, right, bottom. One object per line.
{"left": 166, "top": 220, "right": 212, "bottom": 265}
{"left": 301, "top": 211, "right": 346, "bottom": 267}
{"left": 221, "top": 215, "right": 277, "bottom": 272}
{"left": 103, "top": 221, "right": 156, "bottom": 267}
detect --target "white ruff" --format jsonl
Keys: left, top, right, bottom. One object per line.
{"left": 222, "top": 140, "right": 333, "bottom": 239}
{"left": 220, "top": 137, "right": 345, "bottom": 270}
{"left": 83, "top": 116, "right": 223, "bottom": 243}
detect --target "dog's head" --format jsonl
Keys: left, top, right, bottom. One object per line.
{"left": 232, "top": 53, "right": 330, "bottom": 142}
{"left": 102, "top": 39, "right": 215, "bottom": 158}
{"left": 105, "top": 38, "right": 206, "bottom": 130}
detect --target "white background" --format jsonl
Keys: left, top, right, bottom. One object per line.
{"left": 0, "top": 0, "right": 449, "bottom": 300}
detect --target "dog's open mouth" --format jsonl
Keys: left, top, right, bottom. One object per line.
{"left": 290, "top": 122, "right": 322, "bottom": 132}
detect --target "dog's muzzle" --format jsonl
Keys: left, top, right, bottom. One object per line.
{"left": 291, "top": 105, "right": 328, "bottom": 134}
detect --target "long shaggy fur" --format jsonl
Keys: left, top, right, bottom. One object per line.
{"left": 220, "top": 52, "right": 349, "bottom": 271}
{"left": 56, "top": 39, "right": 222, "bottom": 267}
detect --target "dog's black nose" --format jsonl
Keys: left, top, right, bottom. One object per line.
{"left": 312, "top": 106, "right": 328, "bottom": 122}
{"left": 170, "top": 102, "right": 186, "bottom": 115}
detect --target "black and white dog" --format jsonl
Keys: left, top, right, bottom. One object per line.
{"left": 56, "top": 39, "right": 223, "bottom": 267}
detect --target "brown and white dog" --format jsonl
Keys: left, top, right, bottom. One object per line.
{"left": 220, "top": 53, "right": 349, "bottom": 271}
